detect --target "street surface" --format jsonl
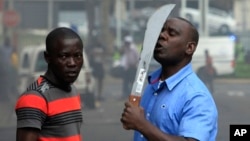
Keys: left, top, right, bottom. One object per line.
{"left": 1, "top": 75, "right": 250, "bottom": 141}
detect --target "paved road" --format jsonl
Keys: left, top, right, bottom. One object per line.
{"left": 1, "top": 75, "right": 250, "bottom": 141}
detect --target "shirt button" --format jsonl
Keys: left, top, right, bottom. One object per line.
{"left": 140, "top": 134, "right": 144, "bottom": 138}
{"left": 147, "top": 113, "right": 150, "bottom": 117}
{"left": 154, "top": 92, "right": 157, "bottom": 95}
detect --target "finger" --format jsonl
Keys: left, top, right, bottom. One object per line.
{"left": 122, "top": 107, "right": 126, "bottom": 113}
{"left": 121, "top": 112, "right": 126, "bottom": 119}
{"left": 121, "top": 112, "right": 128, "bottom": 122}
{"left": 123, "top": 124, "right": 129, "bottom": 130}
{"left": 122, "top": 106, "right": 129, "bottom": 114}
{"left": 120, "top": 117, "right": 130, "bottom": 130}
{"left": 120, "top": 117, "right": 124, "bottom": 123}
{"left": 125, "top": 101, "right": 132, "bottom": 107}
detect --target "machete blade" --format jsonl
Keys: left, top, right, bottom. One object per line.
{"left": 129, "top": 4, "right": 176, "bottom": 106}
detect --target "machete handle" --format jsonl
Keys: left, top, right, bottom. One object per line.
{"left": 129, "top": 95, "right": 141, "bottom": 107}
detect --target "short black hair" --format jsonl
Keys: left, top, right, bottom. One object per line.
{"left": 176, "top": 17, "right": 199, "bottom": 44}
{"left": 45, "top": 27, "right": 83, "bottom": 53}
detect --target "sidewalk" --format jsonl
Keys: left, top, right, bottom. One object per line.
{"left": 82, "top": 98, "right": 125, "bottom": 125}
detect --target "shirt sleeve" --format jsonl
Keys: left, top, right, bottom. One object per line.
{"left": 178, "top": 93, "right": 218, "bottom": 141}
{"left": 15, "top": 92, "right": 47, "bottom": 130}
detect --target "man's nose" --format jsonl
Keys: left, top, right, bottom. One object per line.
{"left": 158, "top": 31, "right": 168, "bottom": 41}
{"left": 68, "top": 57, "right": 76, "bottom": 66}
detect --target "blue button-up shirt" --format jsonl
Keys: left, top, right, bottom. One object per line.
{"left": 134, "top": 63, "right": 218, "bottom": 141}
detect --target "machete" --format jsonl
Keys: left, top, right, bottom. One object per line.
{"left": 129, "top": 4, "right": 175, "bottom": 106}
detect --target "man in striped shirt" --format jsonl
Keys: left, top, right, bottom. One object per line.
{"left": 15, "top": 27, "right": 84, "bottom": 141}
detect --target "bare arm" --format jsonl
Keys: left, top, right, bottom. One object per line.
{"left": 16, "top": 127, "right": 40, "bottom": 141}
{"left": 121, "top": 102, "right": 198, "bottom": 141}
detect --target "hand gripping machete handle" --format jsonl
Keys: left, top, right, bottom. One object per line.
{"left": 129, "top": 4, "right": 175, "bottom": 106}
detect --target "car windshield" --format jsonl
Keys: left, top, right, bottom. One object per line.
{"left": 35, "top": 51, "right": 47, "bottom": 72}
{"left": 209, "top": 8, "right": 229, "bottom": 17}
{"left": 22, "top": 53, "right": 30, "bottom": 69}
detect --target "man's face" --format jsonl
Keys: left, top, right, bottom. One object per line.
{"left": 154, "top": 18, "right": 191, "bottom": 66}
{"left": 48, "top": 38, "right": 83, "bottom": 84}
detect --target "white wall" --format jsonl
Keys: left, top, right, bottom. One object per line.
{"left": 234, "top": 0, "right": 250, "bottom": 31}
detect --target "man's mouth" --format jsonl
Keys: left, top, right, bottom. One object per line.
{"left": 66, "top": 71, "right": 78, "bottom": 77}
{"left": 154, "top": 43, "right": 163, "bottom": 51}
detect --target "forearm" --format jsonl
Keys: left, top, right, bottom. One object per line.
{"left": 16, "top": 128, "right": 39, "bottom": 141}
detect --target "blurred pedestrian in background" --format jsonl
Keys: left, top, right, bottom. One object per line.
{"left": 234, "top": 37, "right": 245, "bottom": 63}
{"left": 89, "top": 40, "right": 106, "bottom": 101}
{"left": 120, "top": 36, "right": 139, "bottom": 99}
{"left": 15, "top": 27, "right": 84, "bottom": 141}
{"left": 197, "top": 49, "right": 215, "bottom": 93}
{"left": 0, "top": 37, "right": 15, "bottom": 101}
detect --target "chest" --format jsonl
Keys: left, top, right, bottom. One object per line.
{"left": 43, "top": 89, "right": 83, "bottom": 125}
{"left": 141, "top": 84, "right": 185, "bottom": 134}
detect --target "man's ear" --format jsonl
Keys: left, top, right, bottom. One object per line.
{"left": 44, "top": 51, "right": 50, "bottom": 63}
{"left": 186, "top": 42, "right": 197, "bottom": 55}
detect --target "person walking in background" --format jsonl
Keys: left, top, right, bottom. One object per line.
{"left": 197, "top": 49, "right": 215, "bottom": 94}
{"left": 121, "top": 17, "right": 218, "bottom": 141}
{"left": 10, "top": 42, "right": 19, "bottom": 97}
{"left": 234, "top": 37, "right": 245, "bottom": 63}
{"left": 204, "top": 49, "right": 215, "bottom": 93}
{"left": 0, "top": 37, "right": 14, "bottom": 101}
{"left": 89, "top": 40, "right": 106, "bottom": 101}
{"left": 15, "top": 27, "right": 84, "bottom": 141}
{"left": 120, "top": 36, "right": 139, "bottom": 99}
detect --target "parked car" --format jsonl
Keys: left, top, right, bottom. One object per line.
{"left": 18, "top": 45, "right": 38, "bottom": 94}
{"left": 18, "top": 45, "right": 96, "bottom": 108}
{"left": 180, "top": 7, "right": 237, "bottom": 35}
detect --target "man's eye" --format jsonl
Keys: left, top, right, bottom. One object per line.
{"left": 75, "top": 54, "right": 83, "bottom": 58}
{"left": 59, "top": 55, "right": 67, "bottom": 59}
{"left": 169, "top": 30, "right": 176, "bottom": 36}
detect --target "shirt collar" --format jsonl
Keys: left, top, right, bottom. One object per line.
{"left": 148, "top": 63, "right": 193, "bottom": 91}
{"left": 42, "top": 71, "right": 72, "bottom": 92}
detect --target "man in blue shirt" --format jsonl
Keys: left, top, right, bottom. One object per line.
{"left": 120, "top": 17, "right": 218, "bottom": 141}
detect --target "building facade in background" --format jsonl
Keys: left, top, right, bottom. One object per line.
{"left": 234, "top": 0, "right": 250, "bottom": 31}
